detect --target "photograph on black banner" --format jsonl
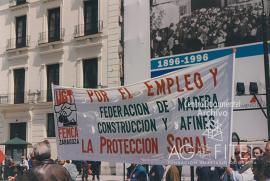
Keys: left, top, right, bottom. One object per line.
{"left": 150, "top": 0, "right": 270, "bottom": 58}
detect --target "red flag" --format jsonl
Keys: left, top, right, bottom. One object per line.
{"left": 0, "top": 149, "right": 5, "bottom": 164}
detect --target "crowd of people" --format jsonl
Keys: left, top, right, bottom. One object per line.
{"left": 126, "top": 163, "right": 181, "bottom": 181}
{"left": 1, "top": 140, "right": 270, "bottom": 181}
{"left": 1, "top": 156, "right": 29, "bottom": 180}
{"left": 3, "top": 140, "right": 101, "bottom": 181}
{"left": 151, "top": 3, "right": 270, "bottom": 58}
{"left": 125, "top": 142, "right": 270, "bottom": 181}
{"left": 195, "top": 141, "right": 270, "bottom": 181}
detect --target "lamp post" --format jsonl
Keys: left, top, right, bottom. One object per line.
{"left": 261, "top": 0, "right": 270, "bottom": 140}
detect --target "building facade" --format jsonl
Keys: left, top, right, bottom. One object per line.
{"left": 0, "top": 0, "right": 123, "bottom": 172}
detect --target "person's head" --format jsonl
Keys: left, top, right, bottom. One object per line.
{"left": 253, "top": 147, "right": 263, "bottom": 159}
{"left": 58, "top": 160, "right": 65, "bottom": 165}
{"left": 65, "top": 160, "right": 70, "bottom": 164}
{"left": 250, "top": 28, "right": 257, "bottom": 37}
{"left": 233, "top": 144, "right": 241, "bottom": 162}
{"left": 253, "top": 156, "right": 265, "bottom": 181}
{"left": 238, "top": 145, "right": 251, "bottom": 164}
{"left": 31, "top": 140, "right": 51, "bottom": 163}
{"left": 265, "top": 141, "right": 270, "bottom": 156}
{"left": 253, "top": 155, "right": 270, "bottom": 180}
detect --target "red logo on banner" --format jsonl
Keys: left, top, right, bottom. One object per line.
{"left": 250, "top": 96, "right": 257, "bottom": 104}
{"left": 0, "top": 150, "right": 5, "bottom": 163}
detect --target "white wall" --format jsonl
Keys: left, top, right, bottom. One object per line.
{"left": 124, "top": 0, "right": 150, "bottom": 85}
{"left": 0, "top": 0, "right": 121, "bottom": 163}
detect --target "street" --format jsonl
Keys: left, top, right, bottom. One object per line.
{"left": 76, "top": 175, "right": 123, "bottom": 181}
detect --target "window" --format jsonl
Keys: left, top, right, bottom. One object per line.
{"left": 47, "top": 113, "right": 56, "bottom": 137}
{"left": 179, "top": 6, "right": 187, "bottom": 16}
{"left": 16, "top": 15, "right": 27, "bottom": 48}
{"left": 48, "top": 7, "right": 60, "bottom": 42}
{"left": 47, "top": 64, "right": 59, "bottom": 101}
{"left": 83, "top": 58, "right": 98, "bottom": 88}
{"left": 16, "top": 0, "right": 26, "bottom": 5}
{"left": 84, "top": 0, "right": 98, "bottom": 35}
{"left": 14, "top": 68, "right": 25, "bottom": 104}
{"left": 10, "top": 123, "right": 26, "bottom": 140}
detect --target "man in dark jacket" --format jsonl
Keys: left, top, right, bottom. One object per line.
{"left": 196, "top": 167, "right": 224, "bottom": 181}
{"left": 15, "top": 140, "right": 72, "bottom": 181}
{"left": 91, "top": 161, "right": 101, "bottom": 180}
{"left": 148, "top": 165, "right": 164, "bottom": 181}
{"left": 130, "top": 164, "right": 148, "bottom": 181}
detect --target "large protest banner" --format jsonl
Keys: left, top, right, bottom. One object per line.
{"left": 52, "top": 54, "right": 234, "bottom": 166}
{"left": 124, "top": 0, "right": 270, "bottom": 140}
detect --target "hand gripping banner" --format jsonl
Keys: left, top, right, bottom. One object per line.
{"left": 52, "top": 53, "right": 235, "bottom": 166}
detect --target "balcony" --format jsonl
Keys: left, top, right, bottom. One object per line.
{"left": 73, "top": 21, "right": 103, "bottom": 48}
{"left": 42, "top": 0, "right": 62, "bottom": 3}
{"left": 6, "top": 36, "right": 30, "bottom": 59}
{"left": 9, "top": 0, "right": 29, "bottom": 10}
{"left": 0, "top": 95, "right": 9, "bottom": 104}
{"left": 0, "top": 90, "right": 49, "bottom": 105}
{"left": 0, "top": 92, "right": 26, "bottom": 104}
{"left": 38, "top": 28, "right": 65, "bottom": 54}
{"left": 74, "top": 21, "right": 103, "bottom": 38}
{"left": 38, "top": 28, "right": 65, "bottom": 45}
{"left": 7, "top": 36, "right": 30, "bottom": 50}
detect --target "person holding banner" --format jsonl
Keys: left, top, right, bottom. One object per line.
{"left": 82, "top": 161, "right": 90, "bottom": 181}
{"left": 224, "top": 145, "right": 254, "bottom": 181}
{"left": 164, "top": 165, "right": 181, "bottom": 181}
{"left": 196, "top": 166, "right": 224, "bottom": 181}
{"left": 90, "top": 161, "right": 101, "bottom": 181}
{"left": 130, "top": 164, "right": 148, "bottom": 181}
{"left": 127, "top": 163, "right": 136, "bottom": 180}
{"left": 148, "top": 165, "right": 164, "bottom": 181}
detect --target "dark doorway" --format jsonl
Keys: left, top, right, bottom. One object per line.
{"left": 6, "top": 123, "right": 27, "bottom": 163}
{"left": 10, "top": 123, "right": 26, "bottom": 140}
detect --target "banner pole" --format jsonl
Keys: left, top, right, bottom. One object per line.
{"left": 262, "top": 0, "right": 270, "bottom": 140}
{"left": 123, "top": 163, "right": 125, "bottom": 181}
{"left": 190, "top": 166, "right": 195, "bottom": 181}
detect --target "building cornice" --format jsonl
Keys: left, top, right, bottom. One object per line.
{"left": 0, "top": 102, "right": 53, "bottom": 113}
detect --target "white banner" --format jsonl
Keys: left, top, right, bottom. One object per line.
{"left": 52, "top": 54, "right": 234, "bottom": 166}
